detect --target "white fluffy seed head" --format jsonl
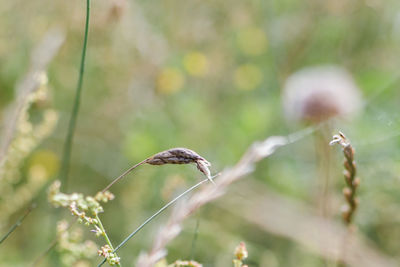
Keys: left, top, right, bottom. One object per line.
{"left": 282, "top": 65, "right": 362, "bottom": 123}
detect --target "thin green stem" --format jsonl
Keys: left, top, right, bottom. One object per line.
{"left": 98, "top": 175, "right": 216, "bottom": 267}
{"left": 101, "top": 159, "right": 148, "bottom": 193}
{"left": 0, "top": 204, "right": 36, "bottom": 245}
{"left": 31, "top": 238, "right": 57, "bottom": 267}
{"left": 31, "top": 220, "right": 76, "bottom": 267}
{"left": 60, "top": 0, "right": 91, "bottom": 191}
{"left": 189, "top": 217, "right": 200, "bottom": 260}
{"left": 95, "top": 214, "right": 121, "bottom": 267}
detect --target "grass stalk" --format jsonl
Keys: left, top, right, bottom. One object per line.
{"left": 60, "top": 0, "right": 91, "bottom": 191}
{"left": 189, "top": 217, "right": 200, "bottom": 260}
{"left": 0, "top": 204, "right": 36, "bottom": 245}
{"left": 101, "top": 159, "right": 148, "bottom": 193}
{"left": 330, "top": 132, "right": 360, "bottom": 267}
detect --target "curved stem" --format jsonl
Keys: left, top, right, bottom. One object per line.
{"left": 101, "top": 159, "right": 148, "bottom": 193}
{"left": 60, "top": 0, "right": 91, "bottom": 191}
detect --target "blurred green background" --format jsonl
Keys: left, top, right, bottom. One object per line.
{"left": 1, "top": 0, "right": 400, "bottom": 266}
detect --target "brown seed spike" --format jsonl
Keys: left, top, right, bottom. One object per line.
{"left": 330, "top": 131, "right": 359, "bottom": 226}
{"left": 146, "top": 148, "right": 215, "bottom": 184}
{"left": 146, "top": 148, "right": 207, "bottom": 166}
{"left": 101, "top": 148, "right": 214, "bottom": 193}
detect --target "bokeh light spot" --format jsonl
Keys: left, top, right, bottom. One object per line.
{"left": 183, "top": 51, "right": 209, "bottom": 77}
{"left": 156, "top": 67, "right": 185, "bottom": 94}
{"left": 234, "top": 64, "right": 262, "bottom": 90}
{"left": 123, "top": 131, "right": 158, "bottom": 162}
{"left": 236, "top": 27, "right": 268, "bottom": 56}
{"left": 28, "top": 150, "right": 60, "bottom": 181}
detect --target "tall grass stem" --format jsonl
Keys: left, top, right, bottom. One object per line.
{"left": 0, "top": 204, "right": 36, "bottom": 245}
{"left": 60, "top": 0, "right": 90, "bottom": 191}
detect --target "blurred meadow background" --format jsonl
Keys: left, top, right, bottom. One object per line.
{"left": 1, "top": 0, "right": 400, "bottom": 266}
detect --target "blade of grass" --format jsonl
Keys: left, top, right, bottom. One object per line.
{"left": 189, "top": 217, "right": 200, "bottom": 260}
{"left": 31, "top": 1, "right": 90, "bottom": 263}
{"left": 60, "top": 0, "right": 91, "bottom": 191}
{"left": 0, "top": 204, "right": 36, "bottom": 245}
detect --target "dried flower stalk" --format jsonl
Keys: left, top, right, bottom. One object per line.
{"left": 218, "top": 180, "right": 396, "bottom": 267}
{"left": 0, "top": 29, "right": 64, "bottom": 230}
{"left": 330, "top": 132, "right": 360, "bottom": 225}
{"left": 0, "top": 28, "right": 65, "bottom": 163}
{"left": 101, "top": 147, "right": 213, "bottom": 193}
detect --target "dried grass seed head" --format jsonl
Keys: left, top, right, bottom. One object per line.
{"left": 330, "top": 131, "right": 359, "bottom": 225}
{"left": 282, "top": 66, "right": 362, "bottom": 123}
{"left": 147, "top": 148, "right": 209, "bottom": 165}
{"left": 147, "top": 147, "right": 212, "bottom": 179}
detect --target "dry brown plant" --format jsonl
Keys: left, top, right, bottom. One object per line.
{"left": 101, "top": 147, "right": 214, "bottom": 193}
{"left": 330, "top": 132, "right": 360, "bottom": 225}
{"left": 217, "top": 180, "right": 395, "bottom": 267}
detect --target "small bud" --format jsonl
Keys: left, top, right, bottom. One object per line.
{"left": 353, "top": 177, "right": 360, "bottom": 187}
{"left": 341, "top": 204, "right": 350, "bottom": 214}
{"left": 107, "top": 253, "right": 121, "bottom": 265}
{"left": 343, "top": 161, "right": 351, "bottom": 171}
{"left": 98, "top": 244, "right": 112, "bottom": 257}
{"left": 234, "top": 242, "right": 248, "bottom": 261}
{"left": 343, "top": 188, "right": 351, "bottom": 200}
{"left": 92, "top": 225, "right": 104, "bottom": 237}
{"left": 343, "top": 170, "right": 351, "bottom": 182}
{"left": 341, "top": 204, "right": 350, "bottom": 221}
{"left": 95, "top": 191, "right": 115, "bottom": 202}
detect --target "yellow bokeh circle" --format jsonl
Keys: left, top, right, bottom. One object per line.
{"left": 234, "top": 64, "right": 263, "bottom": 91}
{"left": 183, "top": 51, "right": 209, "bottom": 77}
{"left": 157, "top": 67, "right": 185, "bottom": 94}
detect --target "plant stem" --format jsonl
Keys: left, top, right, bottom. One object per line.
{"left": 98, "top": 175, "right": 215, "bottom": 267}
{"left": 101, "top": 159, "right": 148, "bottom": 193}
{"left": 95, "top": 214, "right": 121, "bottom": 267}
{"left": 189, "top": 217, "right": 200, "bottom": 260}
{"left": 60, "top": 0, "right": 90, "bottom": 191}
{"left": 0, "top": 204, "right": 36, "bottom": 245}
